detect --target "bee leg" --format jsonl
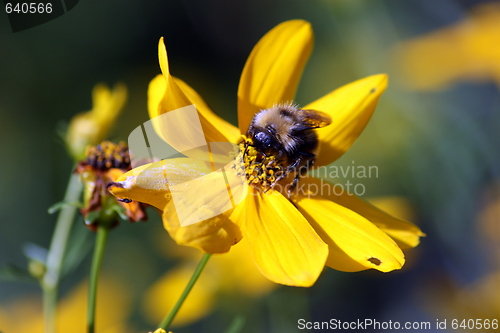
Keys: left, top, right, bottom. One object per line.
{"left": 288, "top": 173, "right": 301, "bottom": 197}
{"left": 287, "top": 156, "right": 315, "bottom": 197}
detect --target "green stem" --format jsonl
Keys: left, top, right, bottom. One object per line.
{"left": 42, "top": 172, "right": 83, "bottom": 333}
{"left": 158, "top": 253, "right": 211, "bottom": 330}
{"left": 87, "top": 225, "right": 110, "bottom": 333}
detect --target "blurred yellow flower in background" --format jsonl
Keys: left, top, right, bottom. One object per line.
{"left": 66, "top": 83, "right": 127, "bottom": 161}
{"left": 428, "top": 182, "right": 500, "bottom": 329}
{"left": 110, "top": 20, "right": 424, "bottom": 287}
{"left": 394, "top": 3, "right": 500, "bottom": 91}
{"left": 142, "top": 238, "right": 275, "bottom": 327}
{"left": 368, "top": 196, "right": 415, "bottom": 226}
{"left": 0, "top": 277, "right": 132, "bottom": 333}
{"left": 449, "top": 272, "right": 500, "bottom": 324}
{"left": 478, "top": 181, "right": 500, "bottom": 267}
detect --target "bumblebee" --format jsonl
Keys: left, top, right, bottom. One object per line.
{"left": 244, "top": 103, "right": 332, "bottom": 193}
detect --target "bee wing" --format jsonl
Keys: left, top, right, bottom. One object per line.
{"left": 299, "top": 109, "right": 332, "bottom": 128}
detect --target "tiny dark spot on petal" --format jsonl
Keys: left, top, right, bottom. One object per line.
{"left": 118, "top": 198, "right": 132, "bottom": 203}
{"left": 368, "top": 257, "right": 382, "bottom": 266}
{"left": 370, "top": 88, "right": 376, "bottom": 93}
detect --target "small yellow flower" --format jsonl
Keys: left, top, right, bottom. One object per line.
{"left": 110, "top": 20, "right": 424, "bottom": 287}
{"left": 393, "top": 3, "right": 500, "bottom": 90}
{"left": 66, "top": 83, "right": 127, "bottom": 160}
{"left": 150, "top": 329, "right": 171, "bottom": 333}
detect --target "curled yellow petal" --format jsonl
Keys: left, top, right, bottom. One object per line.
{"left": 108, "top": 158, "right": 211, "bottom": 210}
{"left": 176, "top": 77, "right": 241, "bottom": 143}
{"left": 230, "top": 188, "right": 328, "bottom": 287}
{"left": 291, "top": 182, "right": 405, "bottom": 272}
{"left": 153, "top": 39, "right": 233, "bottom": 146}
{"left": 158, "top": 160, "right": 245, "bottom": 253}
{"left": 163, "top": 203, "right": 242, "bottom": 254}
{"left": 237, "top": 20, "right": 313, "bottom": 132}
{"left": 306, "top": 74, "right": 388, "bottom": 166}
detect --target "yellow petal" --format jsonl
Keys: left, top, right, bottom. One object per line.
{"left": 367, "top": 196, "right": 425, "bottom": 249}
{"left": 142, "top": 262, "right": 215, "bottom": 327}
{"left": 237, "top": 20, "right": 313, "bottom": 132}
{"left": 291, "top": 183, "right": 405, "bottom": 272}
{"left": 149, "top": 73, "right": 239, "bottom": 144}
{"left": 158, "top": 157, "right": 246, "bottom": 253}
{"left": 163, "top": 202, "right": 242, "bottom": 253}
{"left": 299, "top": 177, "right": 424, "bottom": 249}
{"left": 152, "top": 39, "right": 233, "bottom": 145}
{"left": 175, "top": 77, "right": 241, "bottom": 143}
{"left": 230, "top": 188, "right": 328, "bottom": 287}
{"left": 108, "top": 158, "right": 212, "bottom": 210}
{"left": 155, "top": 38, "right": 194, "bottom": 114}
{"left": 306, "top": 74, "right": 388, "bottom": 166}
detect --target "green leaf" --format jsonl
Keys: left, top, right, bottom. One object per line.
{"left": 61, "top": 223, "right": 93, "bottom": 277}
{"left": 0, "top": 264, "right": 37, "bottom": 283}
{"left": 48, "top": 201, "right": 82, "bottom": 214}
{"left": 224, "top": 316, "right": 246, "bottom": 333}
{"left": 84, "top": 210, "right": 100, "bottom": 225}
{"left": 111, "top": 204, "right": 128, "bottom": 221}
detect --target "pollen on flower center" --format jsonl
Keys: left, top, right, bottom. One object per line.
{"left": 85, "top": 141, "right": 131, "bottom": 171}
{"left": 235, "top": 136, "right": 285, "bottom": 191}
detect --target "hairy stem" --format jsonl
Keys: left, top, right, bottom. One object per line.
{"left": 42, "top": 172, "right": 82, "bottom": 333}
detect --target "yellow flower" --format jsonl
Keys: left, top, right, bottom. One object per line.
{"left": 451, "top": 271, "right": 500, "bottom": 324}
{"left": 150, "top": 329, "right": 172, "bottom": 333}
{"left": 110, "top": 20, "right": 424, "bottom": 286}
{"left": 0, "top": 277, "right": 132, "bottom": 333}
{"left": 393, "top": 3, "right": 500, "bottom": 90}
{"left": 66, "top": 83, "right": 127, "bottom": 160}
{"left": 142, "top": 238, "right": 275, "bottom": 327}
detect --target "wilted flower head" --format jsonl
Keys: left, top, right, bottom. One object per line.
{"left": 76, "top": 141, "right": 147, "bottom": 230}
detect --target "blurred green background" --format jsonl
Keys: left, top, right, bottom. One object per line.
{"left": 1, "top": 0, "right": 499, "bottom": 332}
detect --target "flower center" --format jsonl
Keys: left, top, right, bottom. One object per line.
{"left": 85, "top": 141, "right": 131, "bottom": 171}
{"left": 236, "top": 136, "right": 286, "bottom": 191}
